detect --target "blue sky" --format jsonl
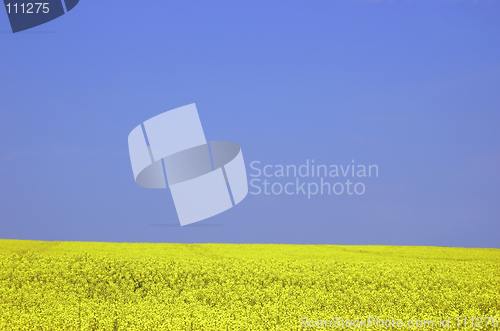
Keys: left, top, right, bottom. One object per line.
{"left": 1, "top": 0, "right": 499, "bottom": 247}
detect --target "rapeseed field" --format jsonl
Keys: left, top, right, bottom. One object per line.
{"left": 0, "top": 240, "right": 498, "bottom": 330}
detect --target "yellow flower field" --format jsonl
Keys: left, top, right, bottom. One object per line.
{"left": 0, "top": 240, "right": 498, "bottom": 330}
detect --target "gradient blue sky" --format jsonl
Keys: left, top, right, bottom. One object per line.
{"left": 1, "top": 0, "right": 499, "bottom": 247}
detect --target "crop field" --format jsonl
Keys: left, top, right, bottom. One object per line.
{"left": 0, "top": 240, "right": 498, "bottom": 330}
